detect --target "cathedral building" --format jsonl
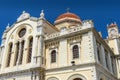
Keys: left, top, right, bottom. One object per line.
{"left": 0, "top": 10, "right": 120, "bottom": 80}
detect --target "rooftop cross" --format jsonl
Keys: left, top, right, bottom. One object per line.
{"left": 22, "top": 11, "right": 26, "bottom": 14}
{"left": 66, "top": 8, "right": 70, "bottom": 12}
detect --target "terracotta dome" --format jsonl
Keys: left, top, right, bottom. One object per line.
{"left": 108, "top": 23, "right": 117, "bottom": 28}
{"left": 55, "top": 12, "right": 82, "bottom": 24}
{"left": 56, "top": 12, "right": 80, "bottom": 20}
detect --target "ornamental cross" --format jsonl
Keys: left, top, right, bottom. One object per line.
{"left": 66, "top": 8, "right": 70, "bottom": 12}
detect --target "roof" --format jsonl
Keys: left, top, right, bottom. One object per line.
{"left": 56, "top": 12, "right": 80, "bottom": 20}
{"left": 54, "top": 12, "right": 82, "bottom": 24}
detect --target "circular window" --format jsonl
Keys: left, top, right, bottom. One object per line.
{"left": 18, "top": 28, "right": 26, "bottom": 38}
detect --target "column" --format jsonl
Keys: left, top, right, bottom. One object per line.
{"left": 32, "top": 36, "right": 38, "bottom": 65}
{"left": 37, "top": 35, "right": 44, "bottom": 66}
{"left": 59, "top": 39, "right": 67, "bottom": 67}
{"left": 17, "top": 41, "right": 22, "bottom": 65}
{"left": 101, "top": 46, "right": 106, "bottom": 67}
{"left": 108, "top": 53, "right": 112, "bottom": 72}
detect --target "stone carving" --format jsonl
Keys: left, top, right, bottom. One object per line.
{"left": 40, "top": 10, "right": 44, "bottom": 19}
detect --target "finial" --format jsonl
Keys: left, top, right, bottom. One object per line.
{"left": 22, "top": 11, "right": 25, "bottom": 14}
{"left": 66, "top": 8, "right": 70, "bottom": 12}
{"left": 41, "top": 10, "right": 44, "bottom": 13}
{"left": 114, "top": 22, "right": 117, "bottom": 25}
{"left": 6, "top": 23, "right": 10, "bottom": 29}
{"left": 40, "top": 10, "right": 44, "bottom": 19}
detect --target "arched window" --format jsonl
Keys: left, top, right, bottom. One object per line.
{"left": 51, "top": 50, "right": 56, "bottom": 63}
{"left": 73, "top": 78, "right": 82, "bottom": 80}
{"left": 19, "top": 40, "right": 25, "bottom": 65}
{"left": 6, "top": 43, "right": 13, "bottom": 67}
{"left": 27, "top": 37, "right": 33, "bottom": 63}
{"left": 100, "top": 78, "right": 103, "bottom": 80}
{"left": 14, "top": 42, "right": 19, "bottom": 66}
{"left": 73, "top": 45, "right": 79, "bottom": 59}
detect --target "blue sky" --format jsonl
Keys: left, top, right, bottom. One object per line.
{"left": 0, "top": 0, "right": 120, "bottom": 41}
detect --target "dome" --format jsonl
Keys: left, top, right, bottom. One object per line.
{"left": 54, "top": 12, "right": 82, "bottom": 24}
{"left": 56, "top": 12, "right": 80, "bottom": 20}
{"left": 108, "top": 23, "right": 117, "bottom": 28}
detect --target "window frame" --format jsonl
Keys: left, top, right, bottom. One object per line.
{"left": 72, "top": 45, "right": 79, "bottom": 59}
{"left": 51, "top": 50, "right": 57, "bottom": 63}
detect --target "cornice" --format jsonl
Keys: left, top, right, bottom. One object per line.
{"left": 46, "top": 62, "right": 95, "bottom": 73}
{"left": 45, "top": 27, "right": 92, "bottom": 42}
{"left": 95, "top": 62, "right": 118, "bottom": 80}
{"left": 0, "top": 67, "right": 44, "bottom": 77}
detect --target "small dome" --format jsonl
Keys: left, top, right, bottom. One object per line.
{"left": 54, "top": 12, "right": 82, "bottom": 24}
{"left": 56, "top": 12, "right": 80, "bottom": 20}
{"left": 108, "top": 23, "right": 117, "bottom": 28}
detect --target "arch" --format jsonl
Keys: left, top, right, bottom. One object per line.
{"left": 100, "top": 78, "right": 103, "bottom": 80}
{"left": 7, "top": 23, "right": 33, "bottom": 43}
{"left": 51, "top": 50, "right": 56, "bottom": 63}
{"left": 73, "top": 78, "right": 82, "bottom": 80}
{"left": 27, "top": 36, "right": 33, "bottom": 63}
{"left": 47, "top": 77, "right": 59, "bottom": 80}
{"left": 67, "top": 74, "right": 87, "bottom": 80}
{"left": 98, "top": 74, "right": 106, "bottom": 80}
{"left": 72, "top": 45, "right": 79, "bottom": 59}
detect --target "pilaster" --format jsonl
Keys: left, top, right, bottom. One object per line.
{"left": 101, "top": 46, "right": 106, "bottom": 67}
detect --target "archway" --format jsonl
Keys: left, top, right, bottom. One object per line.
{"left": 67, "top": 74, "right": 87, "bottom": 80}
{"left": 73, "top": 78, "right": 82, "bottom": 80}
{"left": 47, "top": 77, "right": 59, "bottom": 80}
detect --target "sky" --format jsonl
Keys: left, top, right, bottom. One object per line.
{"left": 0, "top": 0, "right": 120, "bottom": 41}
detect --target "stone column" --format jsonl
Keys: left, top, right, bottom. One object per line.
{"left": 108, "top": 53, "right": 112, "bottom": 72}
{"left": 37, "top": 35, "right": 44, "bottom": 66}
{"left": 101, "top": 46, "right": 106, "bottom": 67}
{"left": 0, "top": 46, "right": 4, "bottom": 70}
{"left": 32, "top": 36, "right": 38, "bottom": 65}
{"left": 17, "top": 41, "right": 22, "bottom": 65}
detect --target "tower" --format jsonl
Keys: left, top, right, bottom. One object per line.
{"left": 107, "top": 22, "right": 120, "bottom": 79}
{"left": 108, "top": 22, "right": 119, "bottom": 39}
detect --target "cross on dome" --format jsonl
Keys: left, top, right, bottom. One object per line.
{"left": 66, "top": 8, "right": 70, "bottom": 12}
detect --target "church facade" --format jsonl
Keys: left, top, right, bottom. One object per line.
{"left": 0, "top": 10, "right": 120, "bottom": 80}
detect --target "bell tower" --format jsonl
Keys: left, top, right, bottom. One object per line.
{"left": 107, "top": 22, "right": 119, "bottom": 39}
{"left": 107, "top": 22, "right": 120, "bottom": 79}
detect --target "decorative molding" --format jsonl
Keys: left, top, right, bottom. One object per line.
{"left": 17, "top": 11, "right": 30, "bottom": 22}
{"left": 0, "top": 67, "right": 44, "bottom": 77}
{"left": 45, "top": 27, "right": 91, "bottom": 41}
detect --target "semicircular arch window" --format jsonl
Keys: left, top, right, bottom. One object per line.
{"left": 18, "top": 28, "right": 26, "bottom": 38}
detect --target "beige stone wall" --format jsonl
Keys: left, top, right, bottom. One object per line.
{"left": 96, "top": 65, "right": 118, "bottom": 80}
{"left": 108, "top": 39, "right": 119, "bottom": 55}
{"left": 0, "top": 19, "right": 37, "bottom": 73}
{"left": 1, "top": 73, "right": 32, "bottom": 80}
{"left": 46, "top": 66, "right": 96, "bottom": 80}
{"left": 55, "top": 22, "right": 81, "bottom": 30}
{"left": 45, "top": 30, "right": 96, "bottom": 69}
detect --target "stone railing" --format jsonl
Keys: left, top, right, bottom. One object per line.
{"left": 45, "top": 20, "right": 93, "bottom": 40}
{"left": 45, "top": 26, "right": 82, "bottom": 40}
